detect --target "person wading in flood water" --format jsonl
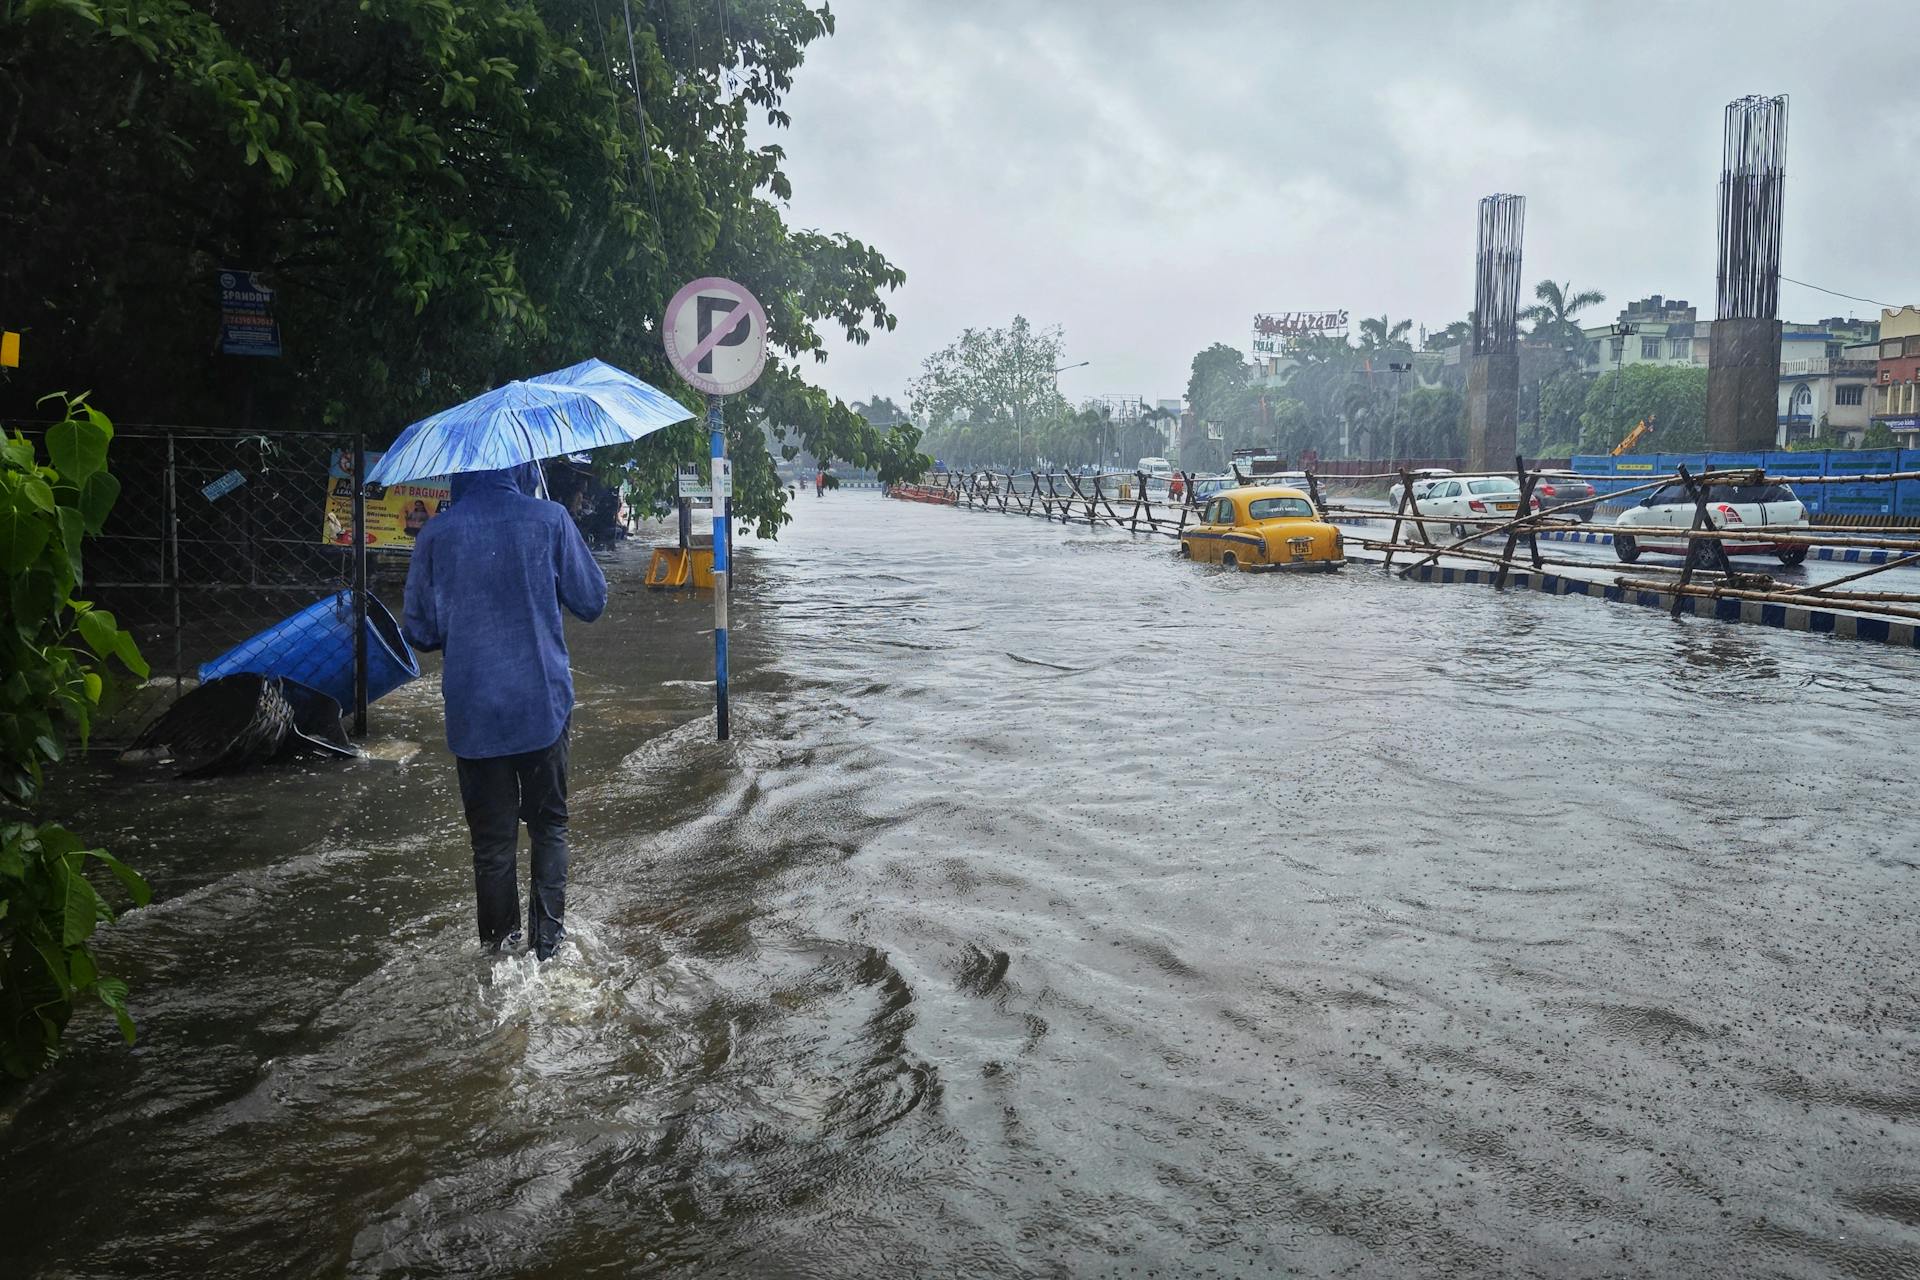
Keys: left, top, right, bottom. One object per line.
{"left": 402, "top": 461, "right": 607, "bottom": 960}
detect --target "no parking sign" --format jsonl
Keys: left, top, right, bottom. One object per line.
{"left": 662, "top": 277, "right": 768, "bottom": 396}
{"left": 662, "top": 276, "right": 767, "bottom": 744}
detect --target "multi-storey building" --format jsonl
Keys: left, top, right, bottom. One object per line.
{"left": 1872, "top": 306, "right": 1920, "bottom": 440}
{"left": 1580, "top": 296, "right": 1705, "bottom": 373}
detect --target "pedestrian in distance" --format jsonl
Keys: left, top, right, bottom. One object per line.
{"left": 401, "top": 461, "right": 607, "bottom": 961}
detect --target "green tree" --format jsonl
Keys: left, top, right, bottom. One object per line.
{"left": 0, "top": 0, "right": 918, "bottom": 537}
{"left": 1356, "top": 316, "right": 1414, "bottom": 354}
{"left": 2, "top": 396, "right": 153, "bottom": 1079}
{"left": 1124, "top": 406, "right": 1178, "bottom": 469}
{"left": 1397, "top": 386, "right": 1465, "bottom": 458}
{"left": 1861, "top": 419, "right": 1898, "bottom": 450}
{"left": 910, "top": 317, "right": 1070, "bottom": 469}
{"left": 1577, "top": 366, "right": 1707, "bottom": 453}
{"left": 1276, "top": 333, "right": 1360, "bottom": 453}
{"left": 853, "top": 396, "right": 910, "bottom": 427}
{"left": 1522, "top": 280, "right": 1606, "bottom": 358}
{"left": 1185, "top": 344, "right": 1252, "bottom": 434}
{"left": 1527, "top": 368, "right": 1588, "bottom": 457}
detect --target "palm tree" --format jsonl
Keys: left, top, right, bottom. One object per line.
{"left": 1521, "top": 281, "right": 1605, "bottom": 357}
{"left": 1425, "top": 319, "right": 1472, "bottom": 352}
{"left": 1356, "top": 315, "right": 1414, "bottom": 354}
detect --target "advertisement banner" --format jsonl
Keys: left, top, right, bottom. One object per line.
{"left": 1250, "top": 310, "right": 1349, "bottom": 360}
{"left": 322, "top": 449, "right": 451, "bottom": 550}
{"left": 218, "top": 267, "right": 281, "bottom": 357}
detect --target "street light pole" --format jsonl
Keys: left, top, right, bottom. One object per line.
{"left": 1387, "top": 361, "right": 1412, "bottom": 463}
{"left": 1046, "top": 360, "right": 1089, "bottom": 473}
{"left": 1608, "top": 322, "right": 1638, "bottom": 439}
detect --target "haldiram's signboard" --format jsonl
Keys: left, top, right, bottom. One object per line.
{"left": 1251, "top": 310, "right": 1349, "bottom": 359}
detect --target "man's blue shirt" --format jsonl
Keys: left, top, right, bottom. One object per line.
{"left": 402, "top": 463, "right": 607, "bottom": 759}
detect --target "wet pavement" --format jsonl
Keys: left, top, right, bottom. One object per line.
{"left": 4, "top": 492, "right": 1920, "bottom": 1278}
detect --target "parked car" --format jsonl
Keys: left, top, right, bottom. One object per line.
{"left": 1189, "top": 474, "right": 1235, "bottom": 503}
{"left": 1257, "top": 469, "right": 1312, "bottom": 491}
{"left": 1415, "top": 475, "right": 1523, "bottom": 537}
{"left": 1386, "top": 468, "right": 1456, "bottom": 509}
{"left": 1178, "top": 486, "right": 1345, "bottom": 572}
{"left": 1613, "top": 481, "right": 1809, "bottom": 565}
{"left": 1529, "top": 471, "right": 1599, "bottom": 521}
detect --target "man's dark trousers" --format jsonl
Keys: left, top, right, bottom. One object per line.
{"left": 456, "top": 728, "right": 569, "bottom": 959}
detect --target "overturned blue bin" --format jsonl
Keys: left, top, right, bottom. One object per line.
{"left": 199, "top": 590, "right": 419, "bottom": 710}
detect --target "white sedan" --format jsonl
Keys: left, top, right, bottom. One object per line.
{"left": 1410, "top": 475, "right": 1524, "bottom": 536}
{"left": 1386, "top": 468, "right": 1455, "bottom": 509}
{"left": 1613, "top": 481, "right": 1809, "bottom": 565}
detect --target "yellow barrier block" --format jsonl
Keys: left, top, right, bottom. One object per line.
{"left": 688, "top": 547, "right": 716, "bottom": 589}
{"left": 0, "top": 331, "right": 18, "bottom": 368}
{"left": 645, "top": 546, "right": 717, "bottom": 591}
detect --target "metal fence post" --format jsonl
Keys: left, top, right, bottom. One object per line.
{"left": 352, "top": 432, "right": 369, "bottom": 737}
{"left": 167, "top": 434, "right": 182, "bottom": 685}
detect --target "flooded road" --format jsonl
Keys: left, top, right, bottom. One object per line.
{"left": 6, "top": 492, "right": 1920, "bottom": 1278}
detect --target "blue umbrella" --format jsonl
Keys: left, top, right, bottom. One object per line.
{"left": 364, "top": 358, "right": 695, "bottom": 486}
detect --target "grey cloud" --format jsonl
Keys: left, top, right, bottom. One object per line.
{"left": 767, "top": 1, "right": 1920, "bottom": 407}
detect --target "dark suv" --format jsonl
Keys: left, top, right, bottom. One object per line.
{"left": 1529, "top": 472, "right": 1599, "bottom": 521}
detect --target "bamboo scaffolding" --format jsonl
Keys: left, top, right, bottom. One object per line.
{"left": 1353, "top": 539, "right": 1676, "bottom": 577}
{"left": 1617, "top": 576, "right": 1920, "bottom": 624}
{"left": 908, "top": 458, "right": 1920, "bottom": 630}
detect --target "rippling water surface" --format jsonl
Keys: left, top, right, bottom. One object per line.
{"left": 6, "top": 493, "right": 1920, "bottom": 1278}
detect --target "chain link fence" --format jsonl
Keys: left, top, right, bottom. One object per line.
{"left": 21, "top": 423, "right": 407, "bottom": 745}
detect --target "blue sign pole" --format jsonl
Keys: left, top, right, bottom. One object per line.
{"left": 709, "top": 394, "right": 730, "bottom": 740}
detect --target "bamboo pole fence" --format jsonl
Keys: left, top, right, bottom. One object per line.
{"left": 887, "top": 460, "right": 1920, "bottom": 629}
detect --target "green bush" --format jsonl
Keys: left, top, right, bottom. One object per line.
{"left": 1, "top": 394, "right": 152, "bottom": 1079}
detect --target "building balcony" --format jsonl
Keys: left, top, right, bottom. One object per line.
{"left": 1779, "top": 358, "right": 1877, "bottom": 377}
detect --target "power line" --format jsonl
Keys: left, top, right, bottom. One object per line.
{"left": 618, "top": 0, "right": 668, "bottom": 259}
{"left": 1780, "top": 275, "right": 1899, "bottom": 310}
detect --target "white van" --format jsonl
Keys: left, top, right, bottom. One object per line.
{"left": 1137, "top": 456, "right": 1173, "bottom": 481}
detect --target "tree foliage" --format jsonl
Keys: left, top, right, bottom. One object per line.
{"left": 1169, "top": 329, "right": 1463, "bottom": 467}
{"left": 1, "top": 395, "right": 152, "bottom": 1079}
{"left": 910, "top": 317, "right": 1071, "bottom": 468}
{"left": 0, "top": 0, "right": 922, "bottom": 537}
{"left": 1522, "top": 280, "right": 1606, "bottom": 358}
{"left": 1576, "top": 366, "right": 1708, "bottom": 453}
{"left": 1355, "top": 316, "right": 1414, "bottom": 353}
{"left": 1185, "top": 344, "right": 1251, "bottom": 433}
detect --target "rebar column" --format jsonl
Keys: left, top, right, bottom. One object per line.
{"left": 1467, "top": 194, "right": 1524, "bottom": 472}
{"left": 1708, "top": 95, "right": 1788, "bottom": 451}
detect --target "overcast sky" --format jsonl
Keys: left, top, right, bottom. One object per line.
{"left": 765, "top": 1, "right": 1920, "bottom": 409}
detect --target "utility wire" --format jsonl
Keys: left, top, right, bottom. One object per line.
{"left": 618, "top": 0, "right": 668, "bottom": 261}
{"left": 1780, "top": 276, "right": 1900, "bottom": 311}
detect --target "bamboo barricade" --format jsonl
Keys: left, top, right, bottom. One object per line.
{"left": 1326, "top": 459, "right": 1920, "bottom": 625}
{"left": 894, "top": 459, "right": 1920, "bottom": 631}
{"left": 903, "top": 467, "right": 1211, "bottom": 540}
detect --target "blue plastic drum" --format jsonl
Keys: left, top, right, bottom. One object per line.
{"left": 198, "top": 591, "right": 419, "bottom": 709}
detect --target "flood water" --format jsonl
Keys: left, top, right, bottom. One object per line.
{"left": 5, "top": 492, "right": 1919, "bottom": 1279}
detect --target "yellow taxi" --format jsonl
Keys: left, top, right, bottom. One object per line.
{"left": 1178, "top": 485, "right": 1345, "bottom": 572}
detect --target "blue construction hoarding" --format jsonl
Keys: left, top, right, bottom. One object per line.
{"left": 1571, "top": 450, "right": 1920, "bottom": 518}
{"left": 1899, "top": 450, "right": 1920, "bottom": 518}
{"left": 1824, "top": 450, "right": 1900, "bottom": 519}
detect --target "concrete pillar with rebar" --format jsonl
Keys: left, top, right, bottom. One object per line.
{"left": 1467, "top": 194, "right": 1524, "bottom": 472}
{"left": 1707, "top": 95, "right": 1788, "bottom": 452}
